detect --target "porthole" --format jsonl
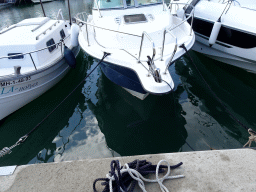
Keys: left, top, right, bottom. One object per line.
{"left": 8, "top": 53, "right": 24, "bottom": 60}
{"left": 60, "top": 29, "right": 66, "bottom": 39}
{"left": 46, "top": 38, "right": 56, "bottom": 52}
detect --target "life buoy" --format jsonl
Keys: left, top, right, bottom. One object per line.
{"left": 209, "top": 18, "right": 222, "bottom": 47}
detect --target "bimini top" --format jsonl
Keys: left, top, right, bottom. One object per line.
{"left": 94, "top": 0, "right": 162, "bottom": 9}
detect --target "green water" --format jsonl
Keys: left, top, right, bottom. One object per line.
{"left": 0, "top": 0, "right": 255, "bottom": 167}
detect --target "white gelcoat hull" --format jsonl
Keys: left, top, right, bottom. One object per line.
{"left": 193, "top": 39, "right": 256, "bottom": 73}
{"left": 175, "top": 0, "right": 256, "bottom": 73}
{"left": 0, "top": 46, "right": 80, "bottom": 120}
{"left": 77, "top": 3, "right": 195, "bottom": 100}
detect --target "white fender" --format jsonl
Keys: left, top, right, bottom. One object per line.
{"left": 209, "top": 20, "right": 222, "bottom": 47}
{"left": 71, "top": 23, "right": 80, "bottom": 48}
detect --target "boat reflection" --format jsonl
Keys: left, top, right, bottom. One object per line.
{"left": 87, "top": 73, "right": 188, "bottom": 156}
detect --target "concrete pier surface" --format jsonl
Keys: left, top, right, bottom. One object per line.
{"left": 0, "top": 148, "right": 255, "bottom": 192}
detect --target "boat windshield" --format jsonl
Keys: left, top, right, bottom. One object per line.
{"left": 137, "top": 0, "right": 162, "bottom": 6}
{"left": 93, "top": 0, "right": 162, "bottom": 9}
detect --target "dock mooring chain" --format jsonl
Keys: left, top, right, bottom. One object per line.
{"left": 0, "top": 52, "right": 110, "bottom": 158}
{"left": 179, "top": 44, "right": 255, "bottom": 146}
{"left": 93, "top": 159, "right": 184, "bottom": 192}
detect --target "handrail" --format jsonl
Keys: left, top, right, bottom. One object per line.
{"left": 161, "top": 28, "right": 177, "bottom": 61}
{"left": 94, "top": 0, "right": 102, "bottom": 18}
{"left": 0, "top": 35, "right": 70, "bottom": 74}
{"left": 75, "top": 2, "right": 195, "bottom": 62}
{"left": 31, "top": 17, "right": 51, "bottom": 32}
{"left": 167, "top": 3, "right": 195, "bottom": 36}
{"left": 138, "top": 31, "right": 156, "bottom": 63}
{"left": 164, "top": 29, "right": 178, "bottom": 74}
{"left": 75, "top": 13, "right": 141, "bottom": 38}
{"left": 36, "top": 21, "right": 60, "bottom": 40}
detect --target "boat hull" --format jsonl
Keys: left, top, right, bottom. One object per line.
{"left": 185, "top": 0, "right": 256, "bottom": 73}
{"left": 100, "top": 61, "right": 148, "bottom": 95}
{"left": 193, "top": 38, "right": 256, "bottom": 73}
{"left": 0, "top": 46, "right": 80, "bottom": 120}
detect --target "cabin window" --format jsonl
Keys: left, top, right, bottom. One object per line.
{"left": 46, "top": 38, "right": 56, "bottom": 53}
{"left": 126, "top": 0, "right": 135, "bottom": 7}
{"left": 8, "top": 53, "right": 24, "bottom": 60}
{"left": 124, "top": 14, "right": 147, "bottom": 23}
{"left": 60, "top": 29, "right": 66, "bottom": 39}
{"left": 190, "top": 17, "right": 256, "bottom": 49}
{"left": 137, "top": 0, "right": 162, "bottom": 6}
{"left": 94, "top": 0, "right": 124, "bottom": 9}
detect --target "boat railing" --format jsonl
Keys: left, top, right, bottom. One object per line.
{"left": 167, "top": 2, "right": 195, "bottom": 36}
{"left": 36, "top": 20, "right": 60, "bottom": 40}
{"left": 0, "top": 35, "right": 70, "bottom": 76}
{"left": 161, "top": 28, "right": 177, "bottom": 61}
{"left": 138, "top": 31, "right": 156, "bottom": 63}
{"left": 94, "top": 0, "right": 169, "bottom": 17}
{"left": 94, "top": 0, "right": 102, "bottom": 18}
{"left": 75, "top": 2, "right": 194, "bottom": 62}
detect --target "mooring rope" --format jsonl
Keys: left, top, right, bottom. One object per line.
{"left": 160, "top": 79, "right": 196, "bottom": 151}
{"left": 179, "top": 44, "right": 251, "bottom": 132}
{"left": 93, "top": 159, "right": 184, "bottom": 192}
{"left": 0, "top": 52, "right": 110, "bottom": 158}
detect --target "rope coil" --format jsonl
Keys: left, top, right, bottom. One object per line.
{"left": 93, "top": 159, "right": 184, "bottom": 192}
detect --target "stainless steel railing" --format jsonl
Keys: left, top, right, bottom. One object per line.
{"left": 75, "top": 2, "right": 195, "bottom": 62}
{"left": 138, "top": 31, "right": 156, "bottom": 63}
{"left": 0, "top": 35, "right": 70, "bottom": 77}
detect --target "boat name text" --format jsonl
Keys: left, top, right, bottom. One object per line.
{"left": 0, "top": 76, "right": 32, "bottom": 87}
{"left": 1, "top": 82, "right": 38, "bottom": 95}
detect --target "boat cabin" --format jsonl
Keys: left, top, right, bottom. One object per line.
{"left": 90, "top": 0, "right": 174, "bottom": 50}
{"left": 0, "top": 17, "right": 70, "bottom": 77}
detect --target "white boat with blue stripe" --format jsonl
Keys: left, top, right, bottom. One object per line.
{"left": 75, "top": 0, "right": 195, "bottom": 100}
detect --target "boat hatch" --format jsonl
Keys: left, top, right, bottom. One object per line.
{"left": 124, "top": 14, "right": 147, "bottom": 24}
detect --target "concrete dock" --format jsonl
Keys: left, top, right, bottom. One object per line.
{"left": 0, "top": 148, "right": 255, "bottom": 191}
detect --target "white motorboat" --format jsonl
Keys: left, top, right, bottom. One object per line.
{"left": 0, "top": 12, "right": 80, "bottom": 120}
{"left": 75, "top": 0, "right": 195, "bottom": 100}
{"left": 175, "top": 0, "right": 256, "bottom": 73}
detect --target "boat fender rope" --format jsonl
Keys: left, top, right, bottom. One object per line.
{"left": 93, "top": 159, "right": 184, "bottom": 192}
{"left": 179, "top": 44, "right": 253, "bottom": 134}
{"left": 0, "top": 52, "right": 111, "bottom": 158}
{"left": 243, "top": 128, "right": 256, "bottom": 148}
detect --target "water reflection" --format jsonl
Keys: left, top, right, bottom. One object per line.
{"left": 87, "top": 73, "right": 188, "bottom": 156}
{"left": 0, "top": 0, "right": 255, "bottom": 166}
{"left": 174, "top": 52, "right": 253, "bottom": 150}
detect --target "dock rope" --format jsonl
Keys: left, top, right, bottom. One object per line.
{"left": 179, "top": 44, "right": 253, "bottom": 133}
{"left": 243, "top": 128, "right": 256, "bottom": 148}
{"left": 0, "top": 52, "right": 110, "bottom": 158}
{"left": 93, "top": 159, "right": 184, "bottom": 192}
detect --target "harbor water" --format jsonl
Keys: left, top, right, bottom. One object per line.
{"left": 0, "top": 0, "right": 255, "bottom": 167}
